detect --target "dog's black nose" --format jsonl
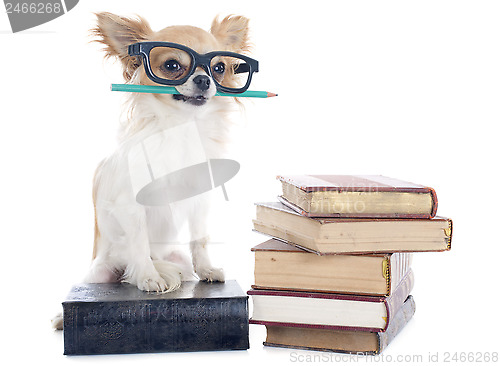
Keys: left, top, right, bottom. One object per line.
{"left": 193, "top": 75, "right": 211, "bottom": 91}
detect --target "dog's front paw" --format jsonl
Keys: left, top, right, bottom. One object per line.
{"left": 136, "top": 272, "right": 181, "bottom": 293}
{"left": 196, "top": 266, "right": 225, "bottom": 283}
{"left": 137, "top": 274, "right": 168, "bottom": 292}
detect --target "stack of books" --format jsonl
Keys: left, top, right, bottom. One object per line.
{"left": 248, "top": 175, "right": 452, "bottom": 355}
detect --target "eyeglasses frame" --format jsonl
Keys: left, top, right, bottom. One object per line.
{"left": 128, "top": 41, "right": 259, "bottom": 94}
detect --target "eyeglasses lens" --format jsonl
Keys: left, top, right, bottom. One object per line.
{"left": 210, "top": 56, "right": 250, "bottom": 90}
{"left": 149, "top": 46, "right": 193, "bottom": 82}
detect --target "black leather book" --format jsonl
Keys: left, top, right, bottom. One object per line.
{"left": 63, "top": 280, "right": 249, "bottom": 355}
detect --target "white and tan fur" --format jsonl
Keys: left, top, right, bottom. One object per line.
{"left": 86, "top": 13, "right": 250, "bottom": 292}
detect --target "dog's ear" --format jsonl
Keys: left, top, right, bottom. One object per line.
{"left": 92, "top": 12, "right": 153, "bottom": 81}
{"left": 210, "top": 15, "right": 251, "bottom": 53}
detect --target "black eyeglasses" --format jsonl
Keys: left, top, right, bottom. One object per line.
{"left": 128, "top": 42, "right": 259, "bottom": 94}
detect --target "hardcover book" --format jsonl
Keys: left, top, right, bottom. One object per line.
{"left": 252, "top": 239, "right": 412, "bottom": 296}
{"left": 63, "top": 280, "right": 249, "bottom": 355}
{"left": 253, "top": 202, "right": 452, "bottom": 254}
{"left": 263, "top": 295, "right": 416, "bottom": 355}
{"left": 277, "top": 174, "right": 438, "bottom": 218}
{"left": 248, "top": 270, "right": 414, "bottom": 333}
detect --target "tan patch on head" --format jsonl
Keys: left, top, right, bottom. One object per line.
{"left": 154, "top": 25, "right": 222, "bottom": 54}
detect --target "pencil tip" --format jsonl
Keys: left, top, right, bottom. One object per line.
{"left": 268, "top": 92, "right": 278, "bottom": 98}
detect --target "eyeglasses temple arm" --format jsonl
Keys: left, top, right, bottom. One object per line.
{"left": 128, "top": 43, "right": 142, "bottom": 56}
{"left": 234, "top": 63, "right": 251, "bottom": 74}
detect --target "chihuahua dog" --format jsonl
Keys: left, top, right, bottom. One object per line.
{"left": 52, "top": 12, "right": 251, "bottom": 330}
{"left": 85, "top": 13, "right": 251, "bottom": 292}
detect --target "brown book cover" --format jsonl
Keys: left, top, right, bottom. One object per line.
{"left": 248, "top": 270, "right": 414, "bottom": 333}
{"left": 253, "top": 202, "right": 452, "bottom": 254}
{"left": 251, "top": 239, "right": 412, "bottom": 296}
{"left": 263, "top": 295, "right": 416, "bottom": 355}
{"left": 277, "top": 174, "right": 438, "bottom": 218}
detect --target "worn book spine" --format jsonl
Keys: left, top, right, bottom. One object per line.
{"left": 63, "top": 283, "right": 249, "bottom": 355}
{"left": 387, "top": 253, "right": 413, "bottom": 296}
{"left": 383, "top": 270, "right": 414, "bottom": 331}
{"left": 377, "top": 296, "right": 416, "bottom": 353}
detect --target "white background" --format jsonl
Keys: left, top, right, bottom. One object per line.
{"left": 1, "top": 0, "right": 499, "bottom": 364}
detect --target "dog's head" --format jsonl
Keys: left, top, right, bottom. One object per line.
{"left": 93, "top": 13, "right": 251, "bottom": 107}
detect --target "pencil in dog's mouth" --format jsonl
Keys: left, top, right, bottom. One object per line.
{"left": 172, "top": 94, "right": 208, "bottom": 106}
